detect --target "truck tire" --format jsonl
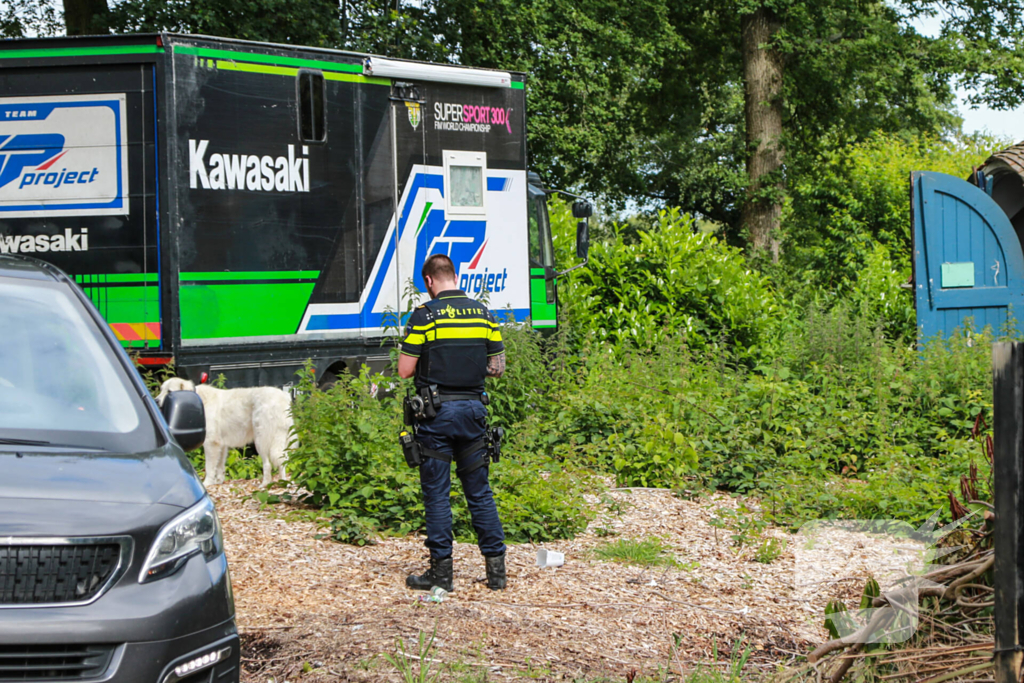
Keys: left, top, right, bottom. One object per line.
{"left": 318, "top": 370, "right": 339, "bottom": 391}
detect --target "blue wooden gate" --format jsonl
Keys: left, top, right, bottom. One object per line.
{"left": 912, "top": 171, "right": 1024, "bottom": 340}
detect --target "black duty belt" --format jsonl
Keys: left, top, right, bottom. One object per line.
{"left": 422, "top": 438, "right": 489, "bottom": 475}
{"left": 438, "top": 392, "right": 484, "bottom": 402}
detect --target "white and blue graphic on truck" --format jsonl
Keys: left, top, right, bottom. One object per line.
{"left": 296, "top": 166, "right": 529, "bottom": 336}
{"left": 0, "top": 94, "right": 129, "bottom": 218}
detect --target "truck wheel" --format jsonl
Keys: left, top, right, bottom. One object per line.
{"left": 318, "top": 371, "right": 339, "bottom": 391}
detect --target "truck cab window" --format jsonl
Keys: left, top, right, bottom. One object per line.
{"left": 527, "top": 189, "right": 554, "bottom": 269}
{"left": 298, "top": 70, "right": 325, "bottom": 142}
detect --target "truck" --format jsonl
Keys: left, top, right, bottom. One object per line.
{"left": 0, "top": 33, "right": 588, "bottom": 387}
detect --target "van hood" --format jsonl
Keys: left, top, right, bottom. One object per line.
{"left": 0, "top": 445, "right": 205, "bottom": 508}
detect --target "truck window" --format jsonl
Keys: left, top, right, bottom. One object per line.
{"left": 527, "top": 192, "right": 555, "bottom": 269}
{"left": 298, "top": 70, "right": 326, "bottom": 142}
{"left": 451, "top": 166, "right": 484, "bottom": 208}
{"left": 443, "top": 150, "right": 487, "bottom": 216}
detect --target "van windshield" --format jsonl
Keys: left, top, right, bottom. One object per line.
{"left": 0, "top": 276, "right": 159, "bottom": 453}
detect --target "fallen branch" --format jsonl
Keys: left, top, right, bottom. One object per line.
{"left": 808, "top": 601, "right": 896, "bottom": 663}
{"left": 829, "top": 643, "right": 863, "bottom": 683}
{"left": 942, "top": 556, "right": 994, "bottom": 599}
{"left": 874, "top": 642, "right": 992, "bottom": 664}
{"left": 914, "top": 661, "right": 992, "bottom": 683}
{"left": 795, "top": 515, "right": 995, "bottom": 683}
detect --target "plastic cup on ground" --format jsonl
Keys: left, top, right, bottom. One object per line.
{"left": 417, "top": 586, "right": 447, "bottom": 604}
{"left": 536, "top": 548, "right": 564, "bottom": 568}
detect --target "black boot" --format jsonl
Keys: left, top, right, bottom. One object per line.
{"left": 406, "top": 556, "right": 454, "bottom": 592}
{"left": 485, "top": 553, "right": 506, "bottom": 590}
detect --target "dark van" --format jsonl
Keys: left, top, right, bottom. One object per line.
{"left": 0, "top": 255, "right": 238, "bottom": 683}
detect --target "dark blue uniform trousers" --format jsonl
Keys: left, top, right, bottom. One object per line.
{"left": 416, "top": 400, "right": 506, "bottom": 560}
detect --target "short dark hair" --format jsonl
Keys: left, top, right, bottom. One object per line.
{"left": 422, "top": 253, "right": 456, "bottom": 282}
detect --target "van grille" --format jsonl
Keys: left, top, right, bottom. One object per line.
{"left": 0, "top": 644, "right": 115, "bottom": 681}
{"left": 0, "top": 543, "right": 124, "bottom": 606}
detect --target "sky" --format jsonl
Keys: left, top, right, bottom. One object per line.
{"left": 957, "top": 101, "right": 1024, "bottom": 143}
{"left": 912, "top": 13, "right": 1024, "bottom": 143}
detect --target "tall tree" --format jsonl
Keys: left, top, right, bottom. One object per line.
{"left": 105, "top": 0, "right": 975, "bottom": 258}
{"left": 63, "top": 0, "right": 108, "bottom": 34}
{"left": 740, "top": 5, "right": 785, "bottom": 259}
{"left": 1, "top": 0, "right": 63, "bottom": 38}
{"left": 110, "top": 0, "right": 341, "bottom": 47}
{"left": 927, "top": 0, "right": 1024, "bottom": 110}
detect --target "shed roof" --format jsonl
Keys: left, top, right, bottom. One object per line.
{"left": 976, "top": 141, "right": 1024, "bottom": 181}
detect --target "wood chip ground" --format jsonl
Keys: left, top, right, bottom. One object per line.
{"left": 212, "top": 481, "right": 919, "bottom": 681}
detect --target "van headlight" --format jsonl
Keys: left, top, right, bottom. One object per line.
{"left": 140, "top": 497, "right": 223, "bottom": 583}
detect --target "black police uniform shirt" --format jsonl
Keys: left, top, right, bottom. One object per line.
{"left": 400, "top": 289, "right": 504, "bottom": 393}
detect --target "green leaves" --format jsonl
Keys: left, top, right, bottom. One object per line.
{"left": 786, "top": 133, "right": 1000, "bottom": 341}
{"left": 825, "top": 600, "right": 855, "bottom": 639}
{"left": 555, "top": 204, "right": 780, "bottom": 361}
{"left": 283, "top": 360, "right": 594, "bottom": 546}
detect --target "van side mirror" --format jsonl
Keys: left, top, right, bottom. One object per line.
{"left": 160, "top": 390, "right": 206, "bottom": 452}
{"left": 576, "top": 221, "right": 589, "bottom": 260}
{"left": 572, "top": 200, "right": 593, "bottom": 219}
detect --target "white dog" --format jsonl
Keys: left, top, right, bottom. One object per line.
{"left": 157, "top": 378, "right": 293, "bottom": 487}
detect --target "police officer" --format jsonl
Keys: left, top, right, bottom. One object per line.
{"left": 398, "top": 253, "right": 507, "bottom": 592}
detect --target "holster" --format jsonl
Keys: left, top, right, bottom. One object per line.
{"left": 398, "top": 430, "right": 421, "bottom": 468}
{"left": 399, "top": 390, "right": 499, "bottom": 473}
{"left": 424, "top": 385, "right": 440, "bottom": 418}
{"left": 487, "top": 426, "right": 504, "bottom": 464}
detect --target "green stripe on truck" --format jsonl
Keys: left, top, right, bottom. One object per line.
{"left": 173, "top": 45, "right": 364, "bottom": 74}
{"left": 0, "top": 45, "right": 164, "bottom": 59}
{"left": 179, "top": 279, "right": 318, "bottom": 339}
{"left": 73, "top": 274, "right": 161, "bottom": 348}
{"left": 75, "top": 273, "right": 158, "bottom": 284}
{"left": 179, "top": 270, "right": 319, "bottom": 282}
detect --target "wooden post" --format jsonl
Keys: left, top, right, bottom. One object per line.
{"left": 993, "top": 342, "right": 1024, "bottom": 683}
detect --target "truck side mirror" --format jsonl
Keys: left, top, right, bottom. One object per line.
{"left": 576, "top": 221, "right": 589, "bottom": 260}
{"left": 160, "top": 390, "right": 206, "bottom": 452}
{"left": 572, "top": 200, "right": 593, "bottom": 219}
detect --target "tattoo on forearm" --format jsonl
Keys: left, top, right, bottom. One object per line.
{"left": 487, "top": 353, "right": 506, "bottom": 377}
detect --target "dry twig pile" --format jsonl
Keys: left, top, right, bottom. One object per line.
{"left": 778, "top": 458, "right": 995, "bottom": 683}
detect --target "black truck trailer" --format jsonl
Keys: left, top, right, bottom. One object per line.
{"left": 0, "top": 33, "right": 574, "bottom": 387}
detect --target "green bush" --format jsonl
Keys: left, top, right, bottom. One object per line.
{"left": 187, "top": 446, "right": 264, "bottom": 482}
{"left": 481, "top": 320, "right": 550, "bottom": 429}
{"left": 551, "top": 204, "right": 780, "bottom": 361}
{"left": 286, "top": 364, "right": 418, "bottom": 542}
{"left": 508, "top": 302, "right": 995, "bottom": 528}
{"left": 788, "top": 133, "right": 1000, "bottom": 285}
{"left": 286, "top": 363, "right": 594, "bottom": 544}
{"left": 784, "top": 132, "right": 1002, "bottom": 338}
{"left": 282, "top": 300, "right": 994, "bottom": 535}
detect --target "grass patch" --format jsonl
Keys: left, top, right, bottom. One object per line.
{"left": 593, "top": 537, "right": 677, "bottom": 567}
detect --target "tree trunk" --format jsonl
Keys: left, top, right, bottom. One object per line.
{"left": 63, "top": 0, "right": 108, "bottom": 35}
{"left": 740, "top": 6, "right": 784, "bottom": 262}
